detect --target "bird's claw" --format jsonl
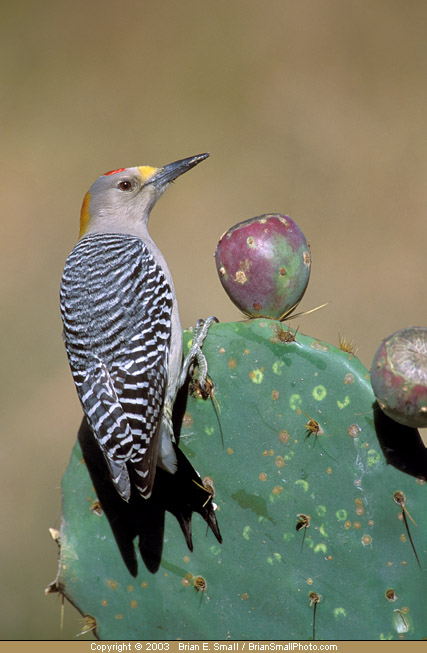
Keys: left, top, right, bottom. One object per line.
{"left": 180, "top": 316, "right": 218, "bottom": 389}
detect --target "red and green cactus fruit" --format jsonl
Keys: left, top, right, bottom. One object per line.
{"left": 370, "top": 326, "right": 427, "bottom": 428}
{"left": 214, "top": 214, "right": 311, "bottom": 320}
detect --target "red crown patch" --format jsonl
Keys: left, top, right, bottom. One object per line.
{"left": 103, "top": 168, "right": 126, "bottom": 176}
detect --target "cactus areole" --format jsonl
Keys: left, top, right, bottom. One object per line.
{"left": 214, "top": 214, "right": 311, "bottom": 320}
{"left": 370, "top": 326, "right": 427, "bottom": 428}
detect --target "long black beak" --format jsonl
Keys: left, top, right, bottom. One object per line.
{"left": 152, "top": 153, "right": 209, "bottom": 186}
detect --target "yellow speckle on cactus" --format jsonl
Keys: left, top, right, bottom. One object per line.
{"left": 336, "top": 509, "right": 347, "bottom": 521}
{"left": 273, "top": 360, "right": 285, "bottom": 375}
{"left": 334, "top": 608, "right": 347, "bottom": 619}
{"left": 249, "top": 368, "right": 264, "bottom": 383}
{"left": 316, "top": 505, "right": 327, "bottom": 517}
{"left": 210, "top": 545, "right": 222, "bottom": 556}
{"left": 312, "top": 385, "right": 327, "bottom": 401}
{"left": 242, "top": 525, "right": 251, "bottom": 540}
{"left": 337, "top": 396, "right": 351, "bottom": 409}
{"left": 295, "top": 479, "right": 309, "bottom": 492}
{"left": 289, "top": 394, "right": 302, "bottom": 410}
{"left": 319, "top": 524, "right": 328, "bottom": 537}
{"left": 314, "top": 543, "right": 327, "bottom": 554}
{"left": 204, "top": 426, "right": 214, "bottom": 436}
{"left": 367, "top": 449, "right": 381, "bottom": 466}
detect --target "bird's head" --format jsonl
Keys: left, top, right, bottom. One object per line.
{"left": 79, "top": 153, "right": 209, "bottom": 238}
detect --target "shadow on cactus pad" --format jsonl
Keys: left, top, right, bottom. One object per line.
{"left": 76, "top": 412, "right": 221, "bottom": 576}
{"left": 48, "top": 320, "right": 427, "bottom": 640}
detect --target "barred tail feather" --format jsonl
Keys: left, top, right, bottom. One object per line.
{"left": 103, "top": 455, "right": 131, "bottom": 502}
{"left": 130, "top": 424, "right": 161, "bottom": 499}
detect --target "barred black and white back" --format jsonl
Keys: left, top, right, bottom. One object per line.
{"left": 60, "top": 232, "right": 174, "bottom": 500}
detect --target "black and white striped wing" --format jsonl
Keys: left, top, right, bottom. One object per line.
{"left": 60, "top": 233, "right": 173, "bottom": 500}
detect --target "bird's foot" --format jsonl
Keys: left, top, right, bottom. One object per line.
{"left": 180, "top": 316, "right": 218, "bottom": 390}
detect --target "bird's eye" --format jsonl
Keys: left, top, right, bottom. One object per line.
{"left": 118, "top": 180, "right": 134, "bottom": 191}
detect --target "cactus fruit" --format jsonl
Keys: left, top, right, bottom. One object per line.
{"left": 370, "top": 326, "right": 427, "bottom": 428}
{"left": 49, "top": 320, "right": 426, "bottom": 640}
{"left": 214, "top": 214, "right": 311, "bottom": 319}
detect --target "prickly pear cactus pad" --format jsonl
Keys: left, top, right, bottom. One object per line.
{"left": 50, "top": 320, "right": 427, "bottom": 640}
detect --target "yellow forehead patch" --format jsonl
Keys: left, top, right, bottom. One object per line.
{"left": 138, "top": 165, "right": 158, "bottom": 182}
{"left": 79, "top": 191, "right": 91, "bottom": 238}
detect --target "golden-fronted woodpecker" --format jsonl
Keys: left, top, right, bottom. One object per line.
{"left": 60, "top": 154, "right": 221, "bottom": 572}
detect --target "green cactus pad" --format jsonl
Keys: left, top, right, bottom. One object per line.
{"left": 50, "top": 320, "right": 427, "bottom": 640}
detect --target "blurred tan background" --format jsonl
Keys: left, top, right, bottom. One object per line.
{"left": 1, "top": 0, "right": 426, "bottom": 639}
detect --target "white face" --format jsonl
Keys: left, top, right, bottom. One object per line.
{"left": 93, "top": 166, "right": 163, "bottom": 213}
{"left": 80, "top": 166, "right": 164, "bottom": 237}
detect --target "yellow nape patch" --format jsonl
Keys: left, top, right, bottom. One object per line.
{"left": 138, "top": 165, "right": 158, "bottom": 182}
{"left": 79, "top": 191, "right": 91, "bottom": 238}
